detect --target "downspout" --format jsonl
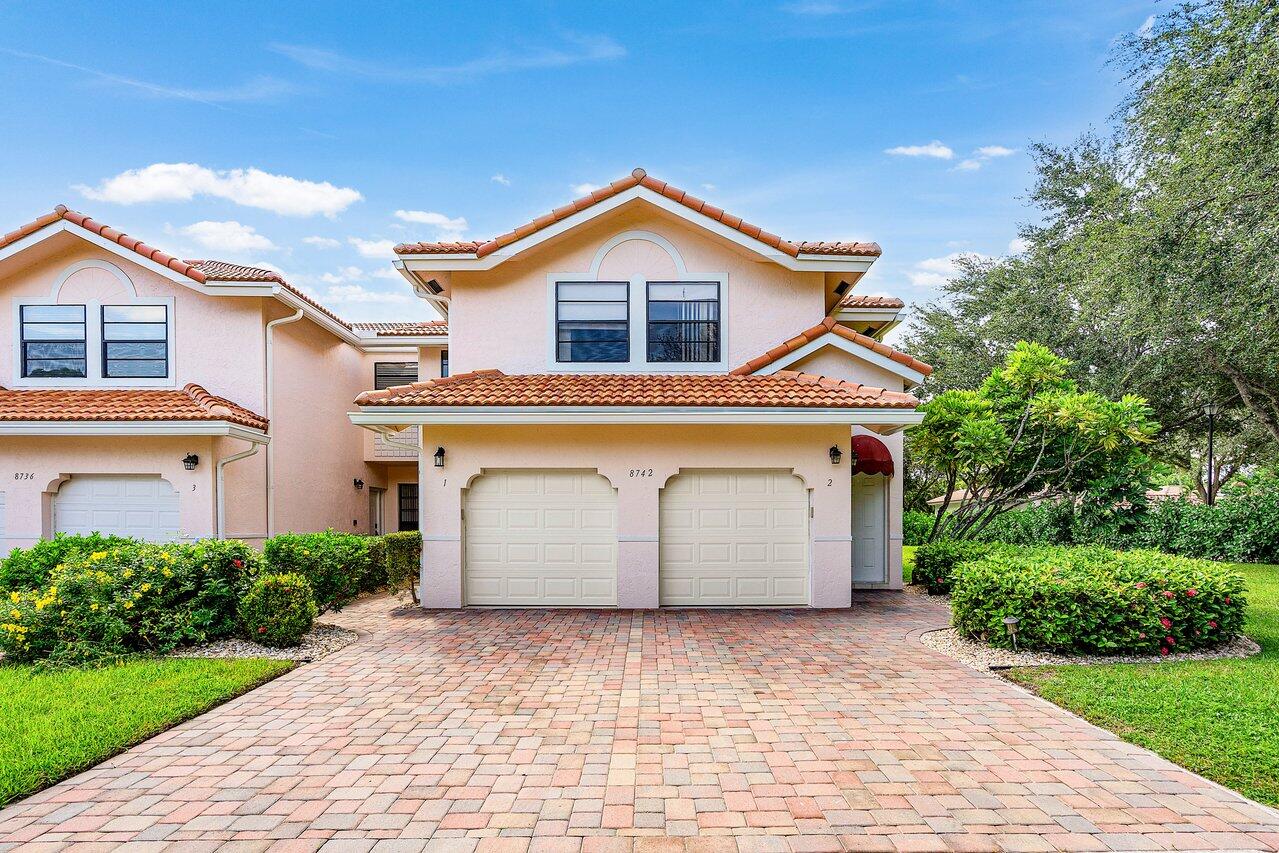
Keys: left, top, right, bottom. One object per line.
{"left": 216, "top": 440, "right": 263, "bottom": 540}
{"left": 264, "top": 307, "right": 305, "bottom": 536}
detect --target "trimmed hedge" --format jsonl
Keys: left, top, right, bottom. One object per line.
{"left": 950, "top": 546, "right": 1248, "bottom": 654}
{"left": 261, "top": 531, "right": 368, "bottom": 613}
{"left": 0, "top": 533, "right": 138, "bottom": 592}
{"left": 0, "top": 540, "right": 259, "bottom": 665}
{"left": 382, "top": 531, "right": 422, "bottom": 604}
{"left": 239, "top": 573, "right": 317, "bottom": 648}
{"left": 912, "top": 540, "right": 1004, "bottom": 594}
{"left": 902, "top": 511, "right": 933, "bottom": 547}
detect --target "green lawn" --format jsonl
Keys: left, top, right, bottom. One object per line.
{"left": 1007, "top": 562, "right": 1279, "bottom": 806}
{"left": 0, "top": 657, "right": 291, "bottom": 807}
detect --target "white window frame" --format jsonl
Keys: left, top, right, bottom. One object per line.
{"left": 9, "top": 261, "right": 176, "bottom": 388}
{"left": 544, "top": 231, "right": 729, "bottom": 373}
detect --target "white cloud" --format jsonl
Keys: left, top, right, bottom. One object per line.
{"left": 302, "top": 235, "right": 341, "bottom": 248}
{"left": 906, "top": 253, "right": 990, "bottom": 288}
{"left": 319, "top": 266, "right": 367, "bottom": 285}
{"left": 322, "top": 283, "right": 413, "bottom": 304}
{"left": 76, "top": 163, "right": 363, "bottom": 217}
{"left": 1137, "top": 14, "right": 1156, "bottom": 36}
{"left": 1008, "top": 237, "right": 1032, "bottom": 255}
{"left": 976, "top": 145, "right": 1016, "bottom": 158}
{"left": 270, "top": 33, "right": 625, "bottom": 86}
{"left": 702, "top": 182, "right": 717, "bottom": 192}
{"left": 954, "top": 159, "right": 982, "bottom": 172}
{"left": 571, "top": 182, "right": 602, "bottom": 195}
{"left": 347, "top": 237, "right": 397, "bottom": 258}
{"left": 885, "top": 141, "right": 954, "bottom": 160}
{"left": 178, "top": 220, "right": 277, "bottom": 252}
{"left": 393, "top": 210, "right": 468, "bottom": 239}
{"left": 491, "top": 173, "right": 511, "bottom": 186}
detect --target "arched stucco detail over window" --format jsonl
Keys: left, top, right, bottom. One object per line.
{"left": 589, "top": 230, "right": 689, "bottom": 279}
{"left": 49, "top": 259, "right": 138, "bottom": 302}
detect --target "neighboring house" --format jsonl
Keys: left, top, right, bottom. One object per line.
{"left": 0, "top": 206, "right": 445, "bottom": 551}
{"left": 1, "top": 167, "right": 931, "bottom": 609}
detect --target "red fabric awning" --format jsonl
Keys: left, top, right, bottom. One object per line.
{"left": 851, "top": 434, "right": 894, "bottom": 476}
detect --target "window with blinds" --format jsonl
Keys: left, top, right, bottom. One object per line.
{"left": 374, "top": 361, "right": 418, "bottom": 390}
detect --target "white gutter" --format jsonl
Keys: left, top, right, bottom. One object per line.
{"left": 216, "top": 438, "right": 264, "bottom": 540}
{"left": 0, "top": 421, "right": 268, "bottom": 440}
{"left": 349, "top": 407, "right": 923, "bottom": 428}
{"left": 264, "top": 308, "right": 304, "bottom": 536}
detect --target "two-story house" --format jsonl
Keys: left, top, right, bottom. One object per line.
{"left": 1, "top": 168, "right": 929, "bottom": 610}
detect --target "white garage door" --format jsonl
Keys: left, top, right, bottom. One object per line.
{"left": 660, "top": 470, "right": 809, "bottom": 606}
{"left": 464, "top": 470, "right": 617, "bottom": 606}
{"left": 53, "top": 475, "right": 180, "bottom": 541}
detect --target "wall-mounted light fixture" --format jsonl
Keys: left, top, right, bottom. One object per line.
{"left": 829, "top": 445, "right": 843, "bottom": 465}
{"left": 433, "top": 446, "right": 446, "bottom": 468}
{"left": 182, "top": 453, "right": 199, "bottom": 471}
{"left": 353, "top": 478, "right": 365, "bottom": 491}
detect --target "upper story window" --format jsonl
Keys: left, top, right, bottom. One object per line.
{"left": 646, "top": 282, "right": 721, "bottom": 363}
{"left": 555, "top": 281, "right": 629, "bottom": 363}
{"left": 374, "top": 361, "right": 418, "bottom": 390}
{"left": 102, "top": 305, "right": 168, "bottom": 378}
{"left": 21, "top": 304, "right": 87, "bottom": 378}
{"left": 441, "top": 349, "right": 449, "bottom": 378}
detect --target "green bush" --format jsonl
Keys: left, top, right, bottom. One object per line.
{"left": 950, "top": 546, "right": 1248, "bottom": 654}
{"left": 912, "top": 540, "right": 1004, "bottom": 594}
{"left": 238, "top": 573, "right": 317, "bottom": 648}
{"left": 362, "top": 537, "right": 389, "bottom": 593}
{"left": 0, "top": 540, "right": 257, "bottom": 664}
{"left": 0, "top": 533, "right": 138, "bottom": 592}
{"left": 902, "top": 511, "right": 933, "bottom": 547}
{"left": 382, "top": 531, "right": 421, "bottom": 603}
{"left": 262, "top": 531, "right": 368, "bottom": 612}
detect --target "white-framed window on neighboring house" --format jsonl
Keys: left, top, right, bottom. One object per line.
{"left": 102, "top": 305, "right": 169, "bottom": 378}
{"left": 646, "top": 282, "right": 721, "bottom": 363}
{"left": 555, "top": 281, "right": 629, "bottom": 363}
{"left": 440, "top": 349, "right": 449, "bottom": 378}
{"left": 374, "top": 361, "right": 418, "bottom": 390}
{"left": 20, "top": 304, "right": 87, "bottom": 378}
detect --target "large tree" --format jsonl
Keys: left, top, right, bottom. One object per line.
{"left": 905, "top": 0, "right": 1279, "bottom": 483}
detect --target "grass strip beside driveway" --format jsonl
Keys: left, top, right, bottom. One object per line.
{"left": 0, "top": 657, "right": 292, "bottom": 807}
{"left": 1007, "top": 563, "right": 1279, "bottom": 806}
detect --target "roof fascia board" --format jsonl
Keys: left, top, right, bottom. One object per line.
{"left": 0, "top": 220, "right": 199, "bottom": 287}
{"left": 349, "top": 407, "right": 921, "bottom": 426}
{"left": 269, "top": 286, "right": 360, "bottom": 344}
{"left": 835, "top": 308, "right": 902, "bottom": 323}
{"left": 0, "top": 421, "right": 270, "bottom": 441}
{"left": 751, "top": 333, "right": 926, "bottom": 388}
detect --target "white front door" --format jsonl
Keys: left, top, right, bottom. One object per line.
{"left": 463, "top": 470, "right": 617, "bottom": 606}
{"left": 852, "top": 474, "right": 888, "bottom": 585}
{"left": 53, "top": 475, "right": 180, "bottom": 541}
{"left": 659, "top": 470, "right": 809, "bottom": 606}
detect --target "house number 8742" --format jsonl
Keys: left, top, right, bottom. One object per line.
{"left": 629, "top": 469, "right": 653, "bottom": 478}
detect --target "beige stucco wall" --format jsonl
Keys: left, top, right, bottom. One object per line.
{"left": 417, "top": 423, "right": 866, "bottom": 609}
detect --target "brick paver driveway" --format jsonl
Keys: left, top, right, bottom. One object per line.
{"left": 3, "top": 593, "right": 1279, "bottom": 852}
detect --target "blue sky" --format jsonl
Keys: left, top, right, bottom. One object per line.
{"left": 0, "top": 1, "right": 1156, "bottom": 326}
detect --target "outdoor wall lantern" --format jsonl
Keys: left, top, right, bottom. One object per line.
{"left": 182, "top": 454, "right": 199, "bottom": 470}
{"left": 829, "top": 445, "right": 843, "bottom": 465}
{"left": 353, "top": 478, "right": 364, "bottom": 491}
{"left": 433, "top": 446, "right": 446, "bottom": 468}
{"left": 1003, "top": 615, "right": 1021, "bottom": 651}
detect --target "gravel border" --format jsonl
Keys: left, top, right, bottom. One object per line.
{"left": 920, "top": 626, "right": 1261, "bottom": 671}
{"left": 172, "top": 623, "right": 359, "bottom": 662}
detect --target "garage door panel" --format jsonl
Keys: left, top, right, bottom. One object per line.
{"left": 54, "top": 475, "right": 180, "bottom": 542}
{"left": 465, "top": 470, "right": 617, "bottom": 606}
{"left": 660, "top": 470, "right": 809, "bottom": 606}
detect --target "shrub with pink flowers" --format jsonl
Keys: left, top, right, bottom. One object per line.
{"left": 950, "top": 546, "right": 1247, "bottom": 654}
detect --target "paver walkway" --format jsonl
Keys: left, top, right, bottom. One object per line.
{"left": 3, "top": 592, "right": 1279, "bottom": 852}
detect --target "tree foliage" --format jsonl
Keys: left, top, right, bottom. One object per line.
{"left": 913, "top": 343, "right": 1158, "bottom": 541}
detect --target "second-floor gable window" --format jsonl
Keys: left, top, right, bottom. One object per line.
{"left": 646, "top": 282, "right": 721, "bottom": 363}
{"left": 102, "top": 305, "right": 168, "bottom": 378}
{"left": 555, "top": 281, "right": 629, "bottom": 363}
{"left": 21, "top": 304, "right": 87, "bottom": 378}
{"left": 375, "top": 361, "right": 418, "bottom": 390}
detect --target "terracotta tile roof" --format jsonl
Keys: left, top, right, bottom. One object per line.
{"left": 730, "top": 316, "right": 933, "bottom": 377}
{"left": 1, "top": 205, "right": 207, "bottom": 280}
{"left": 838, "top": 294, "right": 905, "bottom": 309}
{"left": 185, "top": 260, "right": 354, "bottom": 331}
{"left": 351, "top": 320, "right": 449, "bottom": 337}
{"left": 394, "top": 168, "right": 882, "bottom": 260}
{"left": 0, "top": 383, "right": 268, "bottom": 430}
{"left": 355, "top": 369, "right": 918, "bottom": 409}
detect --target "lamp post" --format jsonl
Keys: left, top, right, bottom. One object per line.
{"left": 1203, "top": 402, "right": 1220, "bottom": 506}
